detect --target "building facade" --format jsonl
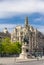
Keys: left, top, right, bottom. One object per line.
{"left": 11, "top": 17, "right": 44, "bottom": 55}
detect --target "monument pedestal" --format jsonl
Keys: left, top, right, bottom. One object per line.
{"left": 16, "top": 43, "right": 35, "bottom": 62}
{"left": 19, "top": 53, "right": 28, "bottom": 59}
{"left": 16, "top": 53, "right": 35, "bottom": 62}
{"left": 18, "top": 52, "right": 34, "bottom": 59}
{"left": 18, "top": 42, "right": 33, "bottom": 60}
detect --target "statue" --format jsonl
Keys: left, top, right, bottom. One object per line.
{"left": 23, "top": 34, "right": 29, "bottom": 44}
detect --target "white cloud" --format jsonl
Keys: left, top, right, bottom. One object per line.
{"left": 34, "top": 17, "right": 43, "bottom": 22}
{"left": 37, "top": 26, "right": 44, "bottom": 34}
{"left": 0, "top": 24, "right": 16, "bottom": 28}
{"left": 0, "top": 0, "right": 44, "bottom": 18}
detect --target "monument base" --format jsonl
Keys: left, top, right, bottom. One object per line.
{"left": 16, "top": 53, "right": 35, "bottom": 62}
{"left": 18, "top": 52, "right": 34, "bottom": 60}
{"left": 18, "top": 53, "right": 28, "bottom": 59}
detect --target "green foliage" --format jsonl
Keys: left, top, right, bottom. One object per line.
{"left": 0, "top": 37, "right": 21, "bottom": 55}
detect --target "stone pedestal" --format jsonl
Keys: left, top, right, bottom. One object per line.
{"left": 18, "top": 42, "right": 31, "bottom": 59}
{"left": 19, "top": 53, "right": 28, "bottom": 59}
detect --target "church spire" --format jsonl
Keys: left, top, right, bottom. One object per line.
{"left": 25, "top": 17, "right": 28, "bottom": 27}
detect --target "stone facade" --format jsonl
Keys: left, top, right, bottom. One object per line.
{"left": 11, "top": 17, "right": 44, "bottom": 55}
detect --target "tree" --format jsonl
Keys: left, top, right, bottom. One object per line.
{"left": 0, "top": 37, "right": 22, "bottom": 56}
{"left": 1, "top": 37, "right": 11, "bottom": 55}
{"left": 11, "top": 42, "right": 21, "bottom": 54}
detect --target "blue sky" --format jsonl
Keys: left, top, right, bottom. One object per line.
{"left": 0, "top": 0, "right": 44, "bottom": 33}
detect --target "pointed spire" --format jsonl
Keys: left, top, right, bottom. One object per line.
{"left": 25, "top": 16, "right": 28, "bottom": 27}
